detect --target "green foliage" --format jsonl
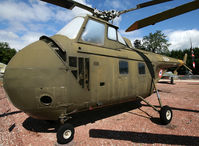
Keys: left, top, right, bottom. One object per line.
{"left": 0, "top": 42, "right": 17, "bottom": 64}
{"left": 142, "top": 30, "right": 170, "bottom": 54}
{"left": 134, "top": 30, "right": 170, "bottom": 55}
{"left": 133, "top": 39, "right": 142, "bottom": 49}
{"left": 133, "top": 39, "right": 146, "bottom": 50}
{"left": 168, "top": 48, "right": 199, "bottom": 75}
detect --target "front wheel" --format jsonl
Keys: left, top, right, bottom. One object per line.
{"left": 57, "top": 123, "right": 75, "bottom": 144}
{"left": 159, "top": 106, "right": 173, "bottom": 125}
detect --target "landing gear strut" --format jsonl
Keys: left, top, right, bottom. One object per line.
{"left": 137, "top": 80, "right": 173, "bottom": 125}
{"left": 57, "top": 116, "right": 75, "bottom": 144}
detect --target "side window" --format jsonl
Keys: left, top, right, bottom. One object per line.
{"left": 138, "top": 62, "right": 145, "bottom": 74}
{"left": 81, "top": 19, "right": 105, "bottom": 45}
{"left": 108, "top": 27, "right": 117, "bottom": 41}
{"left": 119, "top": 61, "right": 128, "bottom": 74}
{"left": 117, "top": 32, "right": 126, "bottom": 45}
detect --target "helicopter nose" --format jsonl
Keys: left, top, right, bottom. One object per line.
{"left": 3, "top": 40, "right": 67, "bottom": 118}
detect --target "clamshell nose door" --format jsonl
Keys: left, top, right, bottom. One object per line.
{"left": 3, "top": 40, "right": 67, "bottom": 113}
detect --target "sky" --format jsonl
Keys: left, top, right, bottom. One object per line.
{"left": 0, "top": 0, "right": 199, "bottom": 51}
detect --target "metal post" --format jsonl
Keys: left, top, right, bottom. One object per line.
{"left": 137, "top": 96, "right": 159, "bottom": 112}
{"left": 153, "top": 80, "right": 162, "bottom": 108}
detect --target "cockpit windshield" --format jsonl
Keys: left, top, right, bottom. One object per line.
{"left": 81, "top": 19, "right": 105, "bottom": 45}
{"left": 57, "top": 17, "right": 84, "bottom": 39}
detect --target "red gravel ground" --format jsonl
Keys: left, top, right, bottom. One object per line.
{"left": 0, "top": 80, "right": 199, "bottom": 146}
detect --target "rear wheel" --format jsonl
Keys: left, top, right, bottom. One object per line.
{"left": 171, "top": 77, "right": 174, "bottom": 84}
{"left": 57, "top": 123, "right": 75, "bottom": 144}
{"left": 160, "top": 106, "right": 173, "bottom": 125}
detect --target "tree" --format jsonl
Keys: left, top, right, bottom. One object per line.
{"left": 133, "top": 39, "right": 146, "bottom": 50}
{"left": 169, "top": 48, "right": 199, "bottom": 75}
{"left": 142, "top": 30, "right": 170, "bottom": 55}
{"left": 134, "top": 39, "right": 142, "bottom": 49}
{"left": 0, "top": 42, "right": 17, "bottom": 64}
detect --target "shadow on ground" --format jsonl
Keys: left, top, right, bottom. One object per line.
{"left": 23, "top": 100, "right": 142, "bottom": 133}
{"left": 141, "top": 104, "right": 199, "bottom": 113}
{"left": 158, "top": 81, "right": 174, "bottom": 85}
{"left": 22, "top": 100, "right": 199, "bottom": 145}
{"left": 23, "top": 117, "right": 59, "bottom": 133}
{"left": 89, "top": 129, "right": 199, "bottom": 145}
{"left": 23, "top": 100, "right": 195, "bottom": 133}
{"left": 0, "top": 110, "right": 22, "bottom": 118}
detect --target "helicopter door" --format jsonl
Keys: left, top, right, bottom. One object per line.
{"left": 89, "top": 55, "right": 120, "bottom": 107}
{"left": 90, "top": 57, "right": 109, "bottom": 106}
{"left": 137, "top": 62, "right": 148, "bottom": 96}
{"left": 118, "top": 60, "right": 129, "bottom": 100}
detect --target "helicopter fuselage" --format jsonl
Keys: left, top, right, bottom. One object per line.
{"left": 3, "top": 15, "right": 181, "bottom": 120}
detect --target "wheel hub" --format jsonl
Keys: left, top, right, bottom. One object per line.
{"left": 63, "top": 130, "right": 72, "bottom": 139}
{"left": 166, "top": 110, "right": 171, "bottom": 120}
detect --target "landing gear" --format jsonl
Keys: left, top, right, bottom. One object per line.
{"left": 170, "top": 77, "right": 174, "bottom": 84}
{"left": 137, "top": 80, "right": 173, "bottom": 125}
{"left": 57, "top": 123, "right": 75, "bottom": 144}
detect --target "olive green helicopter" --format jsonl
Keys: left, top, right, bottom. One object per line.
{"left": 3, "top": 0, "right": 199, "bottom": 144}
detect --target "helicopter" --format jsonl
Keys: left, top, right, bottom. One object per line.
{"left": 3, "top": 0, "right": 199, "bottom": 144}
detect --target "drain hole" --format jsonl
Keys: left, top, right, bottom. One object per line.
{"left": 40, "top": 96, "right": 52, "bottom": 105}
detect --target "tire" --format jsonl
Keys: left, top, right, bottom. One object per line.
{"left": 159, "top": 106, "right": 173, "bottom": 125}
{"left": 57, "top": 123, "right": 75, "bottom": 144}
{"left": 171, "top": 77, "right": 174, "bottom": 84}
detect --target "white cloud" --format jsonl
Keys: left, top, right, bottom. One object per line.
{"left": 120, "top": 29, "right": 141, "bottom": 37}
{"left": 21, "top": 32, "right": 44, "bottom": 44}
{"left": 0, "top": 30, "right": 19, "bottom": 40}
{"left": 104, "top": 0, "right": 130, "bottom": 10}
{"left": 0, "top": 0, "right": 92, "bottom": 50}
{"left": 167, "top": 29, "right": 199, "bottom": 50}
{"left": 0, "top": 0, "right": 53, "bottom": 22}
{"left": 0, "top": 30, "right": 44, "bottom": 50}
{"left": 31, "top": 2, "right": 54, "bottom": 22}
{"left": 113, "top": 16, "right": 122, "bottom": 26}
{"left": 111, "top": 1, "right": 121, "bottom": 9}
{"left": 120, "top": 29, "right": 143, "bottom": 47}
{"left": 0, "top": 0, "right": 92, "bottom": 25}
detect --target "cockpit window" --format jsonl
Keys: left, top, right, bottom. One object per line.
{"left": 117, "top": 32, "right": 126, "bottom": 45}
{"left": 108, "top": 27, "right": 117, "bottom": 41}
{"left": 81, "top": 19, "right": 105, "bottom": 45}
{"left": 57, "top": 17, "right": 84, "bottom": 39}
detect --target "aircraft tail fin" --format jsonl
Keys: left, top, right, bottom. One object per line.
{"left": 174, "top": 53, "right": 192, "bottom": 74}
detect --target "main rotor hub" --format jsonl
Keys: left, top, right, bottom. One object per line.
{"left": 93, "top": 9, "right": 119, "bottom": 21}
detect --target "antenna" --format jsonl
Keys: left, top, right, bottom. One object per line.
{"left": 190, "top": 38, "right": 193, "bottom": 50}
{"left": 190, "top": 38, "right": 196, "bottom": 70}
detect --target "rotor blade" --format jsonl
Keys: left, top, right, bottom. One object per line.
{"left": 183, "top": 64, "right": 192, "bottom": 72}
{"left": 119, "top": 0, "right": 173, "bottom": 15}
{"left": 126, "top": 0, "right": 199, "bottom": 32}
{"left": 137, "top": 0, "right": 173, "bottom": 9}
{"left": 40, "top": 0, "right": 94, "bottom": 13}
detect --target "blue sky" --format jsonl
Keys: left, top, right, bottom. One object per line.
{"left": 0, "top": 0, "right": 199, "bottom": 51}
